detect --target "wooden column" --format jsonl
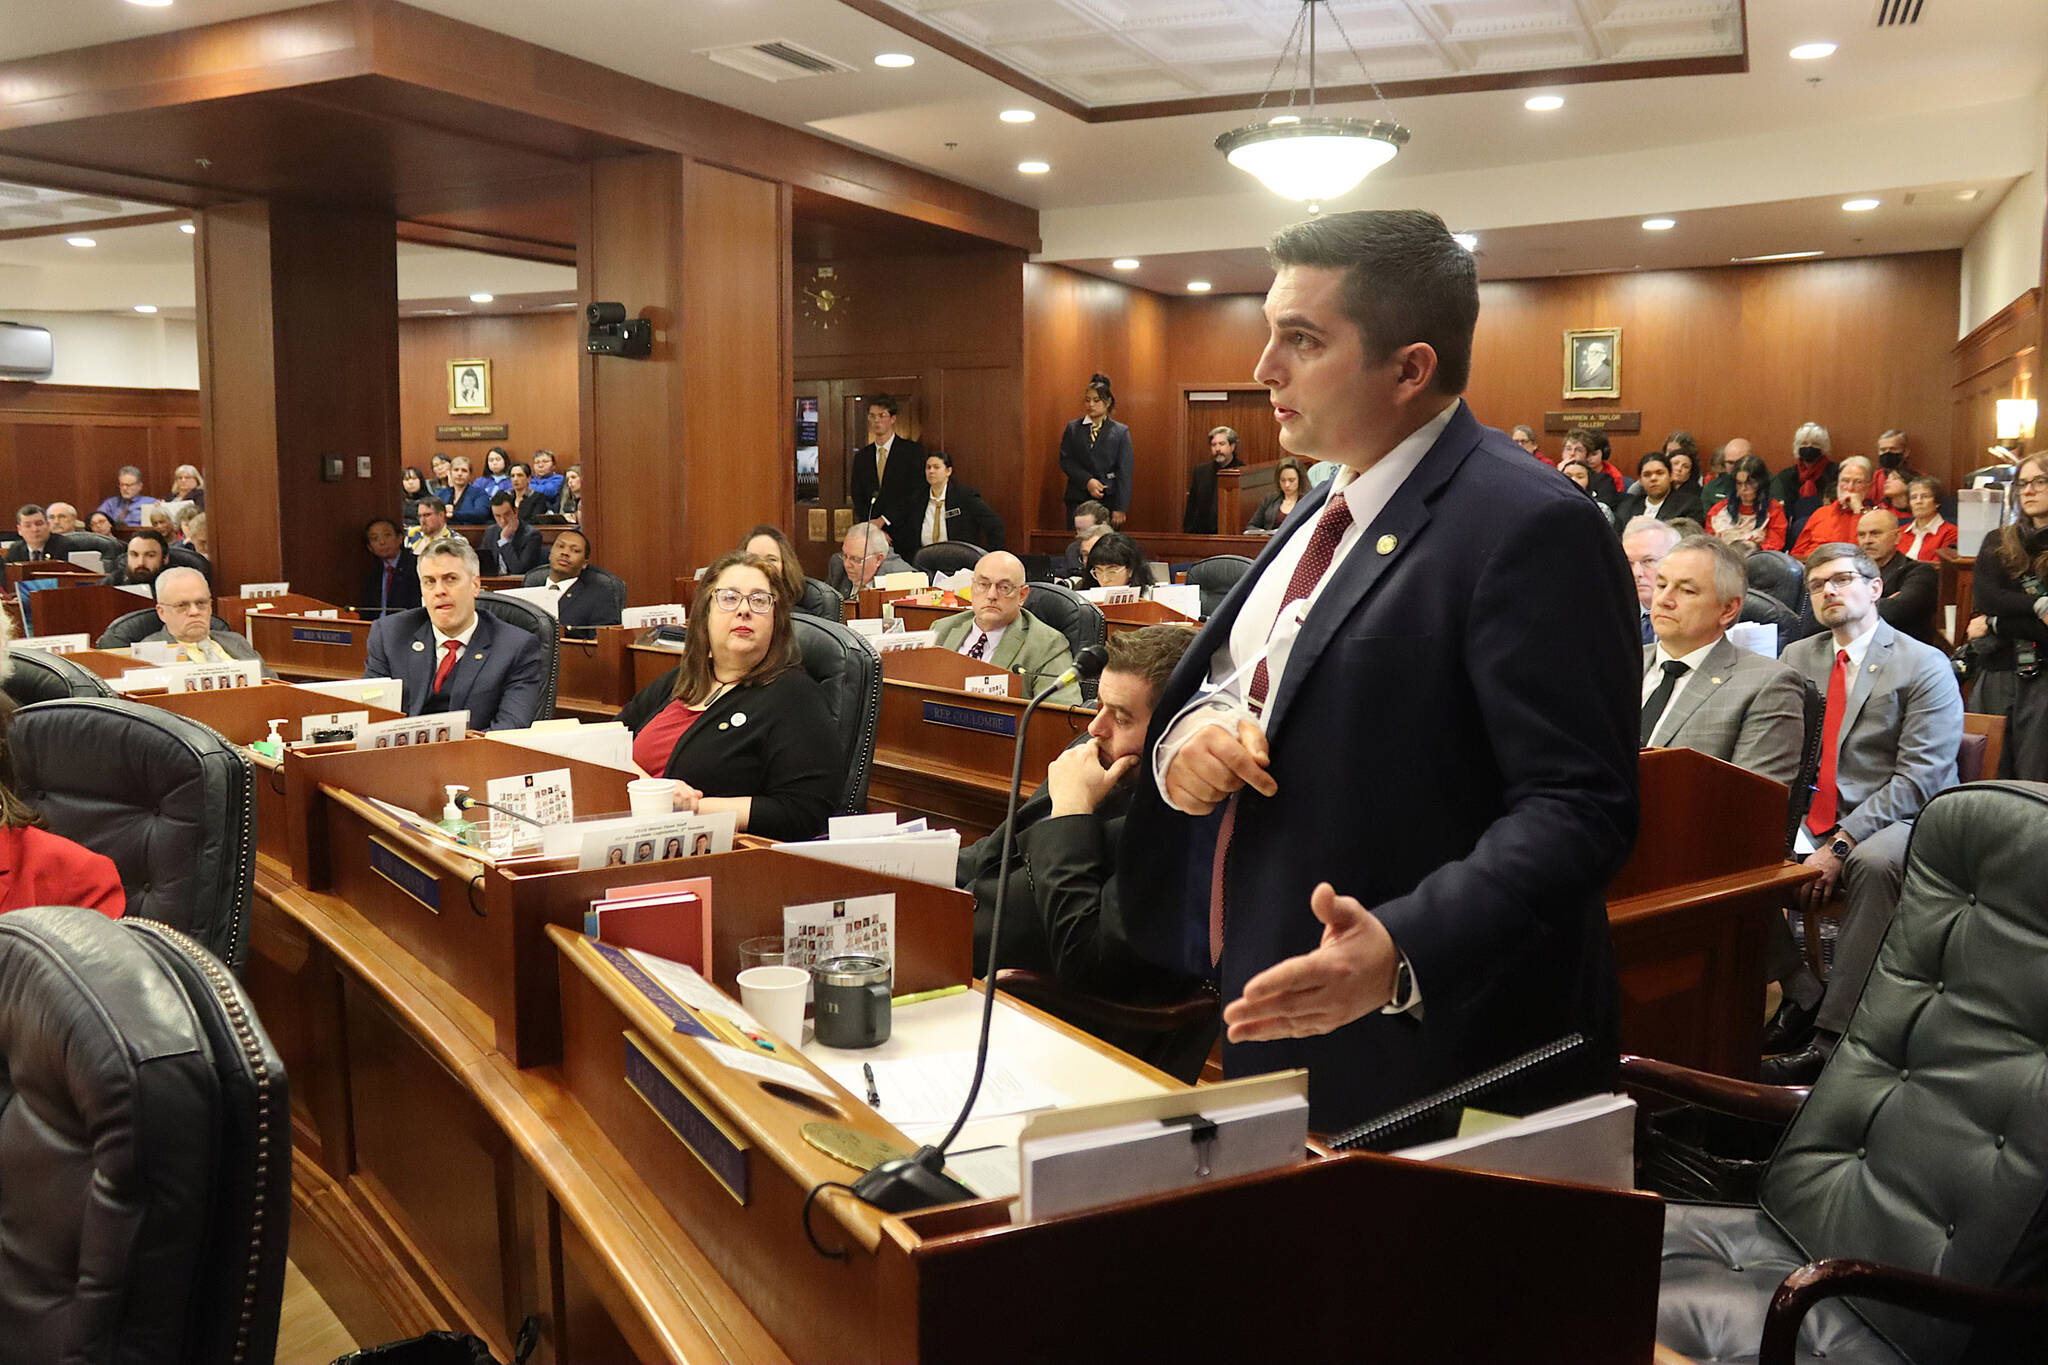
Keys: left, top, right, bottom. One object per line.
{"left": 579, "top": 155, "right": 792, "bottom": 599}
{"left": 195, "top": 202, "right": 401, "bottom": 605}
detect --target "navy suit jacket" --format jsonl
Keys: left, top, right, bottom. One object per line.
{"left": 1119, "top": 401, "right": 1641, "bottom": 1132}
{"left": 1058, "top": 418, "right": 1134, "bottom": 513}
{"left": 364, "top": 608, "right": 543, "bottom": 731}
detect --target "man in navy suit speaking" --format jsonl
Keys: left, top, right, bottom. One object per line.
{"left": 365, "top": 535, "right": 542, "bottom": 732}
{"left": 1120, "top": 210, "right": 1640, "bottom": 1132}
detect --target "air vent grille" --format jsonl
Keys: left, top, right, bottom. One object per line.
{"left": 701, "top": 39, "right": 855, "bottom": 82}
{"left": 1874, "top": 0, "right": 1925, "bottom": 27}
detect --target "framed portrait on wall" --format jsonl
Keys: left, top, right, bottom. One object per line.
{"left": 1562, "top": 328, "right": 1620, "bottom": 400}
{"left": 448, "top": 358, "right": 492, "bottom": 414}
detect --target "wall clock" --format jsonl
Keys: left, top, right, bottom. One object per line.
{"left": 798, "top": 265, "right": 850, "bottom": 330}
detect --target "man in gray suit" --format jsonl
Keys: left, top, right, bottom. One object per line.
{"left": 139, "top": 567, "right": 272, "bottom": 675}
{"left": 827, "top": 523, "right": 915, "bottom": 600}
{"left": 1641, "top": 536, "right": 1806, "bottom": 786}
{"left": 1762, "top": 541, "right": 1963, "bottom": 1082}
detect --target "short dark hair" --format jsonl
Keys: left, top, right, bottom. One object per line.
{"left": 511, "top": 461, "right": 532, "bottom": 477}
{"left": 416, "top": 496, "right": 447, "bottom": 516}
{"left": 362, "top": 517, "right": 399, "bottom": 542}
{"left": 555, "top": 527, "right": 590, "bottom": 557}
{"left": 926, "top": 449, "right": 953, "bottom": 469}
{"left": 1085, "top": 531, "right": 1150, "bottom": 585}
{"left": 1565, "top": 426, "right": 1610, "bottom": 458}
{"left": 130, "top": 529, "right": 168, "bottom": 555}
{"left": 490, "top": 491, "right": 515, "bottom": 508}
{"left": 1074, "top": 499, "right": 1113, "bottom": 524}
{"left": 867, "top": 393, "right": 900, "bottom": 417}
{"left": 1266, "top": 209, "right": 1479, "bottom": 394}
{"left": 15, "top": 504, "right": 43, "bottom": 521}
{"left": 1103, "top": 623, "right": 1197, "bottom": 698}
{"left": 1636, "top": 451, "right": 1671, "bottom": 478}
{"left": 1804, "top": 542, "right": 1879, "bottom": 583}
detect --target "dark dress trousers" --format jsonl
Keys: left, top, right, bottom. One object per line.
{"left": 480, "top": 524, "right": 545, "bottom": 577}
{"left": 1614, "top": 482, "right": 1704, "bottom": 527}
{"left": 617, "top": 667, "right": 841, "bottom": 842}
{"left": 1183, "top": 457, "right": 1242, "bottom": 534}
{"left": 3, "top": 533, "right": 78, "bottom": 564}
{"left": 1059, "top": 418, "right": 1134, "bottom": 516}
{"left": 1119, "top": 401, "right": 1641, "bottom": 1132}
{"left": 364, "top": 608, "right": 543, "bottom": 731}
{"left": 850, "top": 436, "right": 929, "bottom": 551}
{"left": 359, "top": 550, "right": 422, "bottom": 618}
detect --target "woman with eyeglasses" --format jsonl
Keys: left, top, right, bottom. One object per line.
{"left": 1899, "top": 476, "right": 1958, "bottom": 561}
{"left": 1959, "top": 455, "right": 2048, "bottom": 779}
{"left": 615, "top": 551, "right": 839, "bottom": 840}
{"left": 1707, "top": 453, "right": 1787, "bottom": 552}
{"left": 1084, "top": 531, "right": 1153, "bottom": 595}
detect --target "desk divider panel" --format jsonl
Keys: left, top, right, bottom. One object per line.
{"left": 5, "top": 561, "right": 100, "bottom": 588}
{"left": 251, "top": 613, "right": 375, "bottom": 680}
{"left": 227, "top": 593, "right": 341, "bottom": 632}
{"left": 1098, "top": 598, "right": 1197, "bottom": 630}
{"left": 881, "top": 645, "right": 1024, "bottom": 697}
{"left": 557, "top": 627, "right": 636, "bottom": 716}
{"left": 19, "top": 583, "right": 148, "bottom": 642}
{"left": 628, "top": 642, "right": 687, "bottom": 692}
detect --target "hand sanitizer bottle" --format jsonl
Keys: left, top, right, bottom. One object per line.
{"left": 251, "top": 718, "right": 286, "bottom": 760}
{"left": 438, "top": 785, "right": 477, "bottom": 845}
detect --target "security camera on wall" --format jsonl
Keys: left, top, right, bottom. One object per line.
{"left": 585, "top": 302, "right": 652, "bottom": 358}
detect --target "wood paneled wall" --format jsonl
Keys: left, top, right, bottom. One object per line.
{"left": 398, "top": 311, "right": 582, "bottom": 476}
{"left": 1024, "top": 252, "right": 1966, "bottom": 532}
{"left": 1951, "top": 287, "right": 2039, "bottom": 484}
{"left": 0, "top": 383, "right": 200, "bottom": 514}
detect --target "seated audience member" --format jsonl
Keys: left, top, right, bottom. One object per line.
{"left": 508, "top": 462, "right": 553, "bottom": 523}
{"left": 399, "top": 466, "right": 428, "bottom": 523}
{"left": 1708, "top": 453, "right": 1787, "bottom": 552}
{"left": 360, "top": 518, "right": 421, "bottom": 618}
{"left": 933, "top": 552, "right": 1081, "bottom": 704}
{"left": 919, "top": 451, "right": 1005, "bottom": 551}
{"left": 365, "top": 537, "right": 542, "bottom": 731}
{"left": 139, "top": 567, "right": 267, "bottom": 670}
{"left": 1559, "top": 459, "right": 1614, "bottom": 528}
{"left": 1900, "top": 476, "right": 1957, "bottom": 561}
{"left": 557, "top": 464, "right": 581, "bottom": 521}
{"left": 529, "top": 450, "right": 565, "bottom": 504}
{"left": 1617, "top": 451, "right": 1702, "bottom": 526}
{"left": 1875, "top": 427, "right": 1922, "bottom": 485}
{"left": 6, "top": 505, "right": 75, "bottom": 563}
{"left": 1508, "top": 424, "right": 1550, "bottom": 464}
{"left": 1061, "top": 500, "right": 1114, "bottom": 576}
{"left": 1246, "top": 458, "right": 1307, "bottom": 532}
{"left": 181, "top": 513, "right": 210, "bottom": 564}
{"left": 426, "top": 453, "right": 453, "bottom": 498}
{"left": 44, "top": 502, "right": 80, "bottom": 535}
{"left": 958, "top": 624, "right": 1202, "bottom": 991}
{"left": 1667, "top": 446, "right": 1700, "bottom": 501}
{"left": 1662, "top": 430, "right": 1698, "bottom": 472}
{"left": 145, "top": 504, "right": 178, "bottom": 543}
{"left": 174, "top": 502, "right": 203, "bottom": 543}
{"left": 167, "top": 464, "right": 206, "bottom": 511}
{"left": 615, "top": 551, "right": 838, "bottom": 841}
{"left": 1700, "top": 437, "right": 1747, "bottom": 513}
{"left": 86, "top": 510, "right": 117, "bottom": 536}
{"left": 480, "top": 494, "right": 545, "bottom": 576}
{"left": 406, "top": 497, "right": 450, "bottom": 554}
{"left": 107, "top": 529, "right": 168, "bottom": 590}
{"left": 1854, "top": 507, "right": 1939, "bottom": 644}
{"left": 0, "top": 619, "right": 125, "bottom": 917}
{"left": 533, "top": 529, "right": 619, "bottom": 634}
{"left": 1963, "top": 455, "right": 2048, "bottom": 780}
{"left": 1183, "top": 426, "right": 1245, "bottom": 533}
{"left": 1621, "top": 516, "right": 1682, "bottom": 645}
{"left": 476, "top": 447, "right": 513, "bottom": 499}
{"left": 95, "top": 465, "right": 161, "bottom": 528}
{"left": 444, "top": 455, "right": 492, "bottom": 524}
{"left": 1773, "top": 422, "right": 1838, "bottom": 544}
{"left": 1562, "top": 426, "right": 1625, "bottom": 514}
{"left": 1760, "top": 542, "right": 1963, "bottom": 1083}
{"left": 1641, "top": 536, "right": 1806, "bottom": 783}
{"left": 828, "top": 523, "right": 914, "bottom": 599}
{"left": 742, "top": 525, "right": 808, "bottom": 607}
{"left": 1085, "top": 532, "right": 1153, "bottom": 596}
{"left": 1791, "top": 455, "right": 1874, "bottom": 558}
{"left": 1878, "top": 467, "right": 1912, "bottom": 522}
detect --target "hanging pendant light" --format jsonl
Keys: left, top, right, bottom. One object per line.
{"left": 1215, "top": 0, "right": 1411, "bottom": 207}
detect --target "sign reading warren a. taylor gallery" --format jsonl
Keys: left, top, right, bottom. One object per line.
{"left": 435, "top": 424, "right": 510, "bottom": 441}
{"left": 1543, "top": 411, "right": 1642, "bottom": 434}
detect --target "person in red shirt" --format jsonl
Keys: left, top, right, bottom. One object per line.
{"left": 1900, "top": 476, "right": 1959, "bottom": 561}
{"left": 1509, "top": 424, "right": 1552, "bottom": 465}
{"left": 1791, "top": 456, "right": 1874, "bottom": 558}
{"left": 0, "top": 647, "right": 124, "bottom": 917}
{"left": 1707, "top": 454, "right": 1788, "bottom": 553}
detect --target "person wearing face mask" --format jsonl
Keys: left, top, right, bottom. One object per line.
{"left": 1058, "top": 373, "right": 1135, "bottom": 528}
{"left": 1791, "top": 455, "right": 1876, "bottom": 559}
{"left": 1770, "top": 423, "right": 1838, "bottom": 545}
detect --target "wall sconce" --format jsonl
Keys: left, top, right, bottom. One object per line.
{"left": 1997, "top": 398, "right": 2038, "bottom": 442}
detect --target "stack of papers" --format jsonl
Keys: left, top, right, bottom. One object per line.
{"left": 782, "top": 822, "right": 958, "bottom": 886}
{"left": 819, "top": 1051, "right": 1067, "bottom": 1137}
{"left": 1394, "top": 1093, "right": 1636, "bottom": 1190}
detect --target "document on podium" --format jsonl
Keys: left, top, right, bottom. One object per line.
{"left": 1393, "top": 1093, "right": 1636, "bottom": 1191}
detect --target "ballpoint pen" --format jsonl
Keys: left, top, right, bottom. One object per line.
{"left": 863, "top": 1062, "right": 881, "bottom": 1108}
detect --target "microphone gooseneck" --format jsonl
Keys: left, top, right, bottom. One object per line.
{"left": 454, "top": 793, "right": 545, "bottom": 827}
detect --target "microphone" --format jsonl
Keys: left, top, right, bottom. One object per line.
{"left": 849, "top": 643, "right": 1109, "bottom": 1213}
{"left": 453, "top": 792, "right": 544, "bottom": 827}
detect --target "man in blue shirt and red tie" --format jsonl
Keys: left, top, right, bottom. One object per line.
{"left": 360, "top": 518, "right": 421, "bottom": 619}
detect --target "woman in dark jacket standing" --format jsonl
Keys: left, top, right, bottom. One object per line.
{"left": 615, "top": 551, "right": 839, "bottom": 841}
{"left": 1057, "top": 373, "right": 1134, "bottom": 528}
{"left": 1960, "top": 454, "right": 2048, "bottom": 779}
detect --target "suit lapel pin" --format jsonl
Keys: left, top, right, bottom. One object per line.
{"left": 1376, "top": 534, "right": 1398, "bottom": 555}
{"left": 411, "top": 640, "right": 426, "bottom": 652}
{"left": 474, "top": 652, "right": 485, "bottom": 661}
{"left": 1711, "top": 676, "right": 1723, "bottom": 684}
{"left": 731, "top": 712, "right": 748, "bottom": 727}
{"left": 718, "top": 722, "right": 729, "bottom": 731}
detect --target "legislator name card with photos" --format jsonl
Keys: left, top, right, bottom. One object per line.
{"left": 112, "top": 660, "right": 264, "bottom": 695}
{"left": 782, "top": 893, "right": 895, "bottom": 973}
{"left": 299, "top": 711, "right": 371, "bottom": 745}
{"left": 355, "top": 711, "right": 470, "bottom": 751}
{"left": 568, "top": 809, "right": 738, "bottom": 870}
{"left": 482, "top": 768, "right": 576, "bottom": 851}
{"left": 16, "top": 633, "right": 89, "bottom": 654}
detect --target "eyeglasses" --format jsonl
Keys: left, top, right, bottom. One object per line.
{"left": 2015, "top": 476, "right": 2048, "bottom": 493}
{"left": 971, "top": 579, "right": 1022, "bottom": 599}
{"left": 163, "top": 598, "right": 212, "bottom": 614}
{"left": 1807, "top": 571, "right": 1874, "bottom": 595}
{"left": 709, "top": 589, "right": 776, "bottom": 614}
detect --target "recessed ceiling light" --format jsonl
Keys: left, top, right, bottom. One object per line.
{"left": 1842, "top": 198, "right": 1880, "bottom": 212}
{"left": 1112, "top": 258, "right": 1140, "bottom": 270}
{"left": 132, "top": 304, "right": 158, "bottom": 313}
{"left": 998, "top": 109, "right": 1036, "bottom": 124}
{"left": 469, "top": 292, "right": 495, "bottom": 303}
{"left": 178, "top": 222, "right": 196, "bottom": 234}
{"left": 65, "top": 236, "right": 96, "bottom": 248}
{"left": 1452, "top": 233, "right": 1478, "bottom": 250}
{"left": 1268, "top": 114, "right": 1300, "bottom": 125}
{"left": 1732, "top": 250, "right": 1825, "bottom": 263}
{"left": 1524, "top": 94, "right": 1564, "bottom": 112}
{"left": 1017, "top": 160, "right": 1050, "bottom": 174}
{"left": 874, "top": 52, "right": 915, "bottom": 68}
{"left": 1789, "top": 42, "right": 1837, "bottom": 61}
{"left": 1641, "top": 218, "right": 1676, "bottom": 231}
{"left": 126, "top": 0, "right": 174, "bottom": 7}
{"left": 1955, "top": 189, "right": 1981, "bottom": 201}
{"left": 1186, "top": 280, "right": 1212, "bottom": 293}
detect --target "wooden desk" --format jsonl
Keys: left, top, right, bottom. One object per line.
{"left": 251, "top": 613, "right": 373, "bottom": 681}
{"left": 16, "top": 581, "right": 147, "bottom": 642}
{"left": 1214, "top": 461, "right": 1279, "bottom": 537}
{"left": 557, "top": 626, "right": 637, "bottom": 719}
{"left": 1027, "top": 529, "right": 1269, "bottom": 564}
{"left": 5, "top": 560, "right": 100, "bottom": 589}
{"left": 225, "top": 593, "right": 343, "bottom": 633}
{"left": 1099, "top": 598, "right": 1198, "bottom": 634}
{"left": 453, "top": 523, "right": 575, "bottom": 550}
{"left": 1937, "top": 548, "right": 1974, "bottom": 628}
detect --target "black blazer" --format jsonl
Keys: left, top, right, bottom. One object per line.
{"left": 1614, "top": 483, "right": 1703, "bottom": 527}
{"left": 1245, "top": 490, "right": 1302, "bottom": 533}
{"left": 850, "top": 436, "right": 928, "bottom": 546}
{"left": 919, "top": 481, "right": 1005, "bottom": 552}
{"left": 479, "top": 524, "right": 545, "bottom": 577}
{"left": 1121, "top": 401, "right": 1639, "bottom": 1131}
{"left": 1059, "top": 418, "right": 1134, "bottom": 513}
{"left": 514, "top": 490, "right": 554, "bottom": 524}
{"left": 359, "top": 550, "right": 422, "bottom": 618}
{"left": 534, "top": 574, "right": 623, "bottom": 634}
{"left": 1877, "top": 551, "right": 1940, "bottom": 645}
{"left": 616, "top": 667, "right": 840, "bottom": 842}
{"left": 3, "top": 533, "right": 78, "bottom": 564}
{"left": 1183, "top": 458, "right": 1241, "bottom": 534}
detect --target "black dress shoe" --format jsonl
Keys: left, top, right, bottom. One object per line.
{"left": 1760, "top": 1036, "right": 1835, "bottom": 1085}
{"left": 1761, "top": 996, "right": 1820, "bottom": 1054}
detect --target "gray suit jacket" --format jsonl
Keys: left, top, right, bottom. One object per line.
{"left": 826, "top": 552, "right": 916, "bottom": 599}
{"left": 140, "top": 627, "right": 275, "bottom": 679}
{"left": 1643, "top": 637, "right": 1807, "bottom": 787}
{"left": 1781, "top": 619, "right": 1962, "bottom": 842}
{"left": 931, "top": 608, "right": 1081, "bottom": 705}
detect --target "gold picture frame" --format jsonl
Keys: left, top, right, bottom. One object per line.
{"left": 448, "top": 358, "right": 492, "bottom": 414}
{"left": 1562, "top": 328, "right": 1620, "bottom": 400}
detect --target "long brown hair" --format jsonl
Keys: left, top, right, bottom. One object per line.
{"left": 673, "top": 552, "right": 800, "bottom": 705}
{"left": 739, "top": 524, "right": 806, "bottom": 606}
{"left": 1994, "top": 455, "right": 2048, "bottom": 583}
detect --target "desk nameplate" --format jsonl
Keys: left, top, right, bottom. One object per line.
{"left": 595, "top": 942, "right": 717, "bottom": 1042}
{"left": 368, "top": 836, "right": 441, "bottom": 914}
{"left": 922, "top": 700, "right": 1018, "bottom": 738}
{"left": 291, "top": 626, "right": 357, "bottom": 646}
{"left": 623, "top": 1030, "right": 751, "bottom": 1205}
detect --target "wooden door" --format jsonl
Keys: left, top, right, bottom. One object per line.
{"left": 791, "top": 377, "right": 919, "bottom": 580}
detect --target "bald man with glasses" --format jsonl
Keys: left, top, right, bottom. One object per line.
{"left": 932, "top": 551, "right": 1082, "bottom": 704}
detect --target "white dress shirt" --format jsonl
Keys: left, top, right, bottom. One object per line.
{"left": 433, "top": 615, "right": 481, "bottom": 656}
{"left": 1641, "top": 637, "right": 1722, "bottom": 747}
{"left": 923, "top": 485, "right": 947, "bottom": 549}
{"left": 1790, "top": 613, "right": 1882, "bottom": 854}
{"left": 956, "top": 622, "right": 1007, "bottom": 662}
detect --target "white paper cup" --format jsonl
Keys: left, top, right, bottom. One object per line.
{"left": 737, "top": 965, "right": 810, "bottom": 1045}
{"left": 627, "top": 777, "right": 678, "bottom": 819}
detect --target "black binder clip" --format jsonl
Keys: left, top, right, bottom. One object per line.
{"left": 1162, "top": 1113, "right": 1219, "bottom": 1178}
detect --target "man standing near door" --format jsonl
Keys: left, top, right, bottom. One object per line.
{"left": 850, "top": 394, "right": 930, "bottom": 555}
